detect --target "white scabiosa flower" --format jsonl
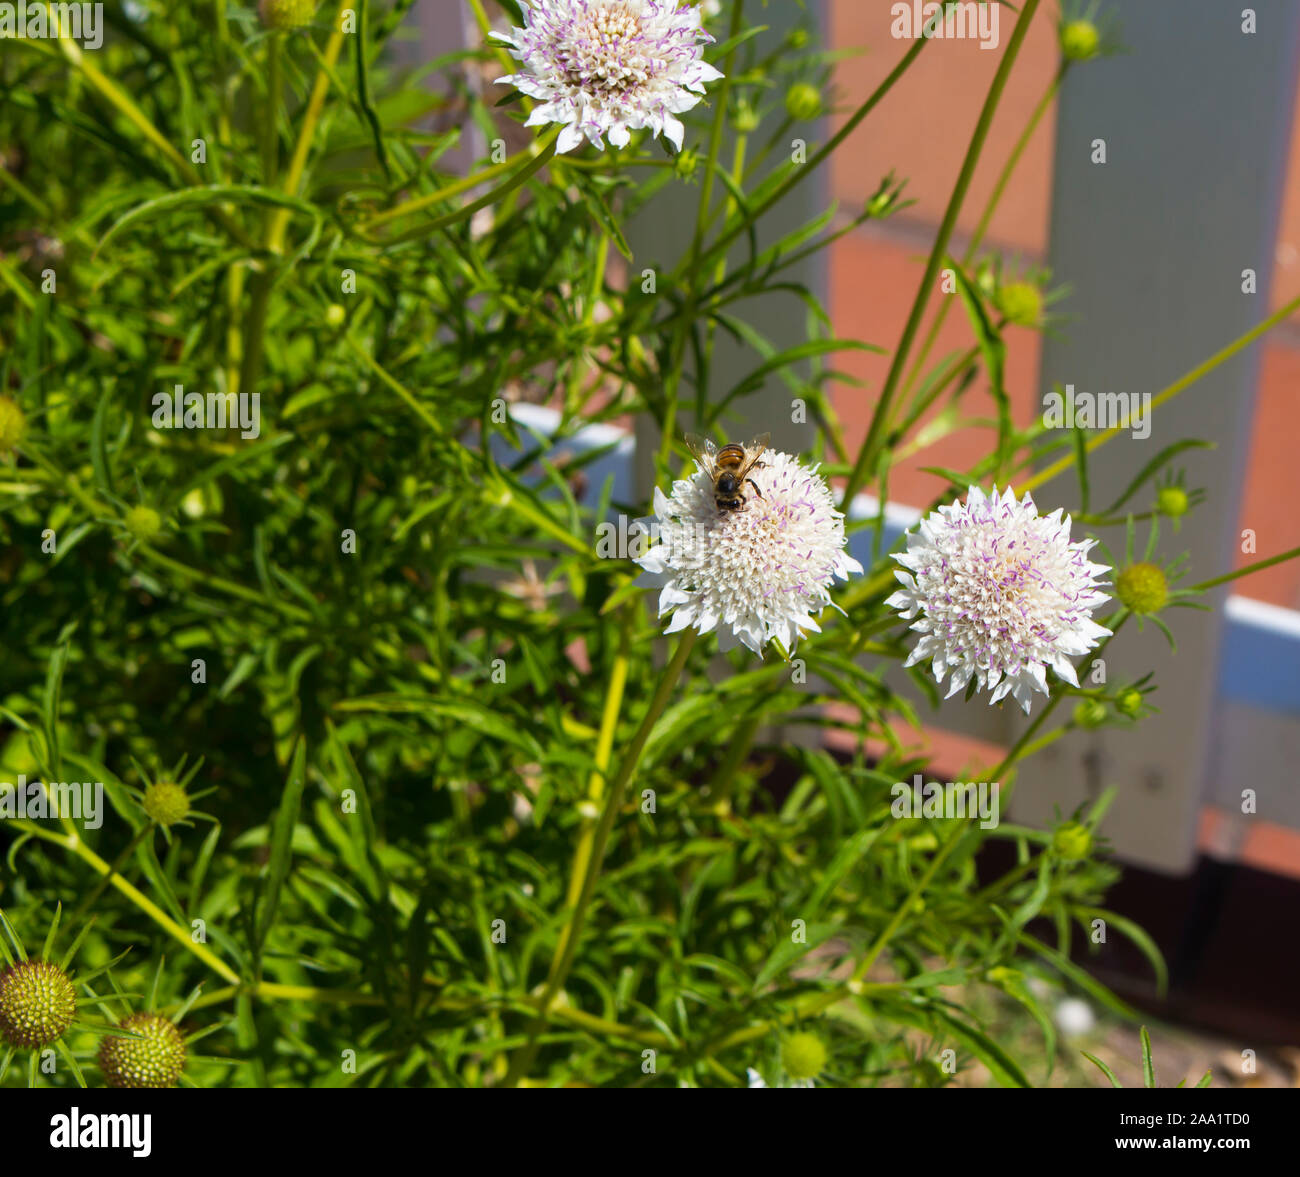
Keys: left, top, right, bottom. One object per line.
{"left": 886, "top": 486, "right": 1110, "bottom": 714}
{"left": 493, "top": 0, "right": 724, "bottom": 154}
{"left": 634, "top": 449, "right": 862, "bottom": 655}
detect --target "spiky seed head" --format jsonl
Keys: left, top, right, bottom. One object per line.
{"left": 144, "top": 780, "right": 190, "bottom": 827}
{"left": 781, "top": 1031, "right": 827, "bottom": 1081}
{"left": 1073, "top": 698, "right": 1108, "bottom": 729}
{"left": 996, "top": 281, "right": 1044, "bottom": 326}
{"left": 124, "top": 505, "right": 163, "bottom": 543}
{"left": 785, "top": 82, "right": 822, "bottom": 121}
{"left": 0, "top": 396, "right": 26, "bottom": 455}
{"left": 0, "top": 959, "right": 78, "bottom": 1048}
{"left": 98, "top": 1013, "right": 187, "bottom": 1088}
{"left": 1115, "top": 562, "right": 1169, "bottom": 615}
{"left": 1060, "top": 19, "right": 1101, "bottom": 61}
{"left": 1053, "top": 821, "right": 1092, "bottom": 861}
{"left": 1156, "top": 486, "right": 1189, "bottom": 519}
{"left": 1116, "top": 688, "right": 1144, "bottom": 717}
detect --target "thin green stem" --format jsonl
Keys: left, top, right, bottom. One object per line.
{"left": 896, "top": 67, "right": 1064, "bottom": 412}
{"left": 504, "top": 627, "right": 698, "bottom": 1087}
{"left": 842, "top": 0, "right": 1042, "bottom": 509}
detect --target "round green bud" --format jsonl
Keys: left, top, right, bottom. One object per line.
{"left": 124, "top": 505, "right": 163, "bottom": 544}
{"left": 325, "top": 303, "right": 346, "bottom": 328}
{"left": 785, "top": 83, "right": 823, "bottom": 122}
{"left": 98, "top": 1013, "right": 187, "bottom": 1088}
{"left": 1116, "top": 688, "right": 1144, "bottom": 718}
{"left": 1060, "top": 20, "right": 1101, "bottom": 62}
{"left": 143, "top": 780, "right": 190, "bottom": 827}
{"left": 674, "top": 148, "right": 700, "bottom": 181}
{"left": 259, "top": 0, "right": 315, "bottom": 29}
{"left": 0, "top": 959, "right": 78, "bottom": 1048}
{"left": 1115, "top": 562, "right": 1169, "bottom": 615}
{"left": 996, "top": 281, "right": 1044, "bottom": 326}
{"left": 733, "top": 101, "right": 760, "bottom": 133}
{"left": 781, "top": 1031, "right": 827, "bottom": 1081}
{"left": 787, "top": 28, "right": 810, "bottom": 50}
{"left": 1052, "top": 821, "right": 1092, "bottom": 861}
{"left": 1073, "top": 698, "right": 1108, "bottom": 729}
{"left": 1156, "top": 485, "right": 1189, "bottom": 519}
{"left": 0, "top": 396, "right": 26, "bottom": 455}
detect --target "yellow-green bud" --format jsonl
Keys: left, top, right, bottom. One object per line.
{"left": 1116, "top": 688, "right": 1144, "bottom": 718}
{"left": 1116, "top": 562, "right": 1169, "bottom": 614}
{"left": 733, "top": 101, "right": 760, "bottom": 133}
{"left": 781, "top": 1031, "right": 827, "bottom": 1081}
{"left": 1052, "top": 822, "right": 1092, "bottom": 861}
{"left": 1060, "top": 19, "right": 1101, "bottom": 61}
{"left": 996, "top": 281, "right": 1044, "bottom": 326}
{"left": 124, "top": 505, "right": 163, "bottom": 543}
{"left": 1156, "top": 486, "right": 1189, "bottom": 519}
{"left": 0, "top": 396, "right": 26, "bottom": 455}
{"left": 325, "top": 303, "right": 346, "bottom": 328}
{"left": 785, "top": 83, "right": 822, "bottom": 121}
{"left": 98, "top": 1013, "right": 187, "bottom": 1088}
{"left": 1073, "top": 698, "right": 1108, "bottom": 729}
{"left": 0, "top": 959, "right": 77, "bottom": 1048}
{"left": 144, "top": 780, "right": 190, "bottom": 827}
{"left": 674, "top": 148, "right": 700, "bottom": 181}
{"left": 787, "top": 28, "right": 810, "bottom": 50}
{"left": 259, "top": 0, "right": 315, "bottom": 29}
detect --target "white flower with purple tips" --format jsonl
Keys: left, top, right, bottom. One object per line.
{"left": 493, "top": 0, "right": 724, "bottom": 154}
{"left": 634, "top": 449, "right": 862, "bottom": 655}
{"left": 886, "top": 486, "right": 1111, "bottom": 714}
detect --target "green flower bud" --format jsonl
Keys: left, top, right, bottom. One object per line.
{"left": 1115, "top": 562, "right": 1169, "bottom": 614}
{"left": 781, "top": 1031, "right": 827, "bottom": 1081}
{"left": 259, "top": 0, "right": 315, "bottom": 30}
{"left": 1060, "top": 19, "right": 1101, "bottom": 62}
{"left": 0, "top": 959, "right": 77, "bottom": 1048}
{"left": 733, "top": 101, "right": 760, "bottom": 133}
{"left": 785, "top": 83, "right": 823, "bottom": 121}
{"left": 0, "top": 396, "right": 26, "bottom": 455}
{"left": 98, "top": 1013, "right": 187, "bottom": 1088}
{"left": 144, "top": 780, "right": 190, "bottom": 827}
{"left": 787, "top": 28, "right": 810, "bottom": 50}
{"left": 674, "top": 148, "right": 700, "bottom": 181}
{"left": 124, "top": 505, "right": 163, "bottom": 544}
{"left": 325, "top": 303, "right": 346, "bottom": 328}
{"left": 1156, "top": 485, "right": 1189, "bottom": 519}
{"left": 1116, "top": 688, "right": 1144, "bottom": 718}
{"left": 1053, "top": 821, "right": 1092, "bottom": 861}
{"left": 1073, "top": 698, "right": 1108, "bottom": 729}
{"left": 996, "top": 281, "right": 1044, "bottom": 326}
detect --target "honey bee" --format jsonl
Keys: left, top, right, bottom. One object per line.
{"left": 685, "top": 432, "right": 770, "bottom": 513}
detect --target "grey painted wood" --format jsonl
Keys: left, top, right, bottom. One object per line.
{"left": 1011, "top": 1, "right": 1300, "bottom": 873}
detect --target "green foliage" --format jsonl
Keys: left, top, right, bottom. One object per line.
{"left": 0, "top": 0, "right": 1290, "bottom": 1089}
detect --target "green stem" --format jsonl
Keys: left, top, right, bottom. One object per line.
{"left": 1189, "top": 546, "right": 1300, "bottom": 594}
{"left": 15, "top": 822, "right": 240, "bottom": 984}
{"left": 1021, "top": 292, "right": 1300, "bottom": 495}
{"left": 896, "top": 67, "right": 1064, "bottom": 412}
{"left": 841, "top": 0, "right": 1042, "bottom": 508}
{"left": 504, "top": 627, "right": 698, "bottom": 1087}
{"left": 368, "top": 136, "right": 559, "bottom": 246}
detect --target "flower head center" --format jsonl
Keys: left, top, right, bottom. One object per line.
{"left": 559, "top": 3, "right": 649, "bottom": 96}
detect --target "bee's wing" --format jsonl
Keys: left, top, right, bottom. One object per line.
{"left": 684, "top": 432, "right": 719, "bottom": 471}
{"left": 736, "top": 432, "right": 771, "bottom": 477}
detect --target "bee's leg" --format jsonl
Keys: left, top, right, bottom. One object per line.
{"left": 746, "top": 478, "right": 764, "bottom": 499}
